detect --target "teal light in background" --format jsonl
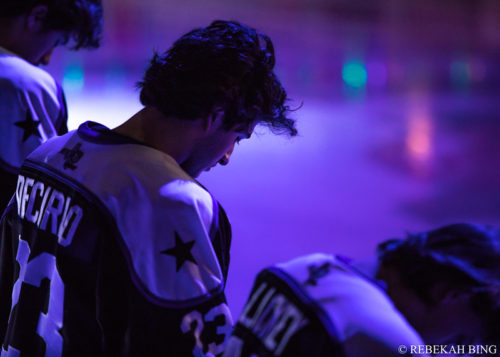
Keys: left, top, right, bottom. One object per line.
{"left": 63, "top": 64, "right": 84, "bottom": 92}
{"left": 342, "top": 61, "right": 367, "bottom": 88}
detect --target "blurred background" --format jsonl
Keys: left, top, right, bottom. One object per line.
{"left": 46, "top": 0, "right": 500, "bottom": 316}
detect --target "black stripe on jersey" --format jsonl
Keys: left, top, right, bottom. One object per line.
{"left": 54, "top": 81, "right": 68, "bottom": 136}
{"left": 195, "top": 179, "right": 232, "bottom": 284}
{"left": 210, "top": 197, "right": 232, "bottom": 284}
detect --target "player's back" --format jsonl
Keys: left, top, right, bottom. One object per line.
{"left": 0, "top": 141, "right": 112, "bottom": 355}
{"left": 0, "top": 121, "right": 233, "bottom": 355}
{"left": 225, "top": 253, "right": 425, "bottom": 357}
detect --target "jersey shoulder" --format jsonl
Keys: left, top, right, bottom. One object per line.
{"left": 26, "top": 131, "right": 224, "bottom": 306}
{"left": 276, "top": 254, "right": 425, "bottom": 353}
{"left": 0, "top": 51, "right": 66, "bottom": 168}
{"left": 0, "top": 51, "right": 59, "bottom": 97}
{"left": 227, "top": 253, "right": 424, "bottom": 357}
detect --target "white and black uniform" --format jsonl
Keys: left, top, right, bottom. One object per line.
{"left": 0, "top": 122, "right": 232, "bottom": 356}
{"left": 225, "top": 254, "right": 426, "bottom": 357}
{"left": 0, "top": 47, "right": 67, "bottom": 212}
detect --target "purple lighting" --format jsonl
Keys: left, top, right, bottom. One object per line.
{"left": 40, "top": 0, "right": 500, "bottom": 319}
{"left": 367, "top": 61, "right": 388, "bottom": 87}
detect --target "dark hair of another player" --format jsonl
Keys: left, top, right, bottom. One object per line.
{"left": 138, "top": 20, "right": 297, "bottom": 136}
{"left": 377, "top": 223, "right": 500, "bottom": 345}
{"left": 0, "top": 0, "right": 102, "bottom": 49}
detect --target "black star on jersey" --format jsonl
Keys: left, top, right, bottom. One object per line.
{"left": 161, "top": 232, "right": 197, "bottom": 272}
{"left": 15, "top": 110, "right": 41, "bottom": 142}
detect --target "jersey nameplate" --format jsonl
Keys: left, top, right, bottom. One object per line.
{"left": 232, "top": 280, "right": 308, "bottom": 356}
{"left": 15, "top": 174, "right": 83, "bottom": 247}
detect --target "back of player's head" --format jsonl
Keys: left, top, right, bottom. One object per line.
{"left": 138, "top": 20, "right": 297, "bottom": 136}
{"left": 377, "top": 223, "right": 500, "bottom": 344}
{"left": 1, "top": 0, "right": 102, "bottom": 49}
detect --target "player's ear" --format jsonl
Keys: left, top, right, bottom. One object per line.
{"left": 26, "top": 5, "right": 49, "bottom": 33}
{"left": 203, "top": 108, "right": 224, "bottom": 133}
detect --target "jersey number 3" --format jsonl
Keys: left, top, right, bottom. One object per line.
{"left": 2, "top": 237, "right": 64, "bottom": 356}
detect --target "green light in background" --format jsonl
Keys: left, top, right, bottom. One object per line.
{"left": 63, "top": 64, "right": 84, "bottom": 92}
{"left": 342, "top": 61, "right": 367, "bottom": 88}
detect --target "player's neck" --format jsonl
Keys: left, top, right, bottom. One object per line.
{"left": 113, "top": 106, "right": 204, "bottom": 164}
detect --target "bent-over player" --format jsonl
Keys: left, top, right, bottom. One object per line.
{"left": 225, "top": 223, "right": 500, "bottom": 356}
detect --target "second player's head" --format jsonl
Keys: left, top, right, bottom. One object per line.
{"left": 377, "top": 223, "right": 500, "bottom": 347}
{"left": 0, "top": 0, "right": 103, "bottom": 64}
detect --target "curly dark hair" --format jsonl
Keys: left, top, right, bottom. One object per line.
{"left": 138, "top": 20, "right": 297, "bottom": 136}
{"left": 1, "top": 0, "right": 102, "bottom": 49}
{"left": 377, "top": 223, "right": 500, "bottom": 346}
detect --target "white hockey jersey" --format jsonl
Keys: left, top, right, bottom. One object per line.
{"left": 0, "top": 122, "right": 232, "bottom": 356}
{"left": 225, "top": 253, "right": 426, "bottom": 356}
{"left": 0, "top": 46, "right": 67, "bottom": 211}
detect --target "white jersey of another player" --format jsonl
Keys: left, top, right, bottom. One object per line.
{"left": 0, "top": 46, "right": 67, "bottom": 210}
{"left": 225, "top": 253, "right": 426, "bottom": 357}
{"left": 0, "top": 46, "right": 67, "bottom": 169}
